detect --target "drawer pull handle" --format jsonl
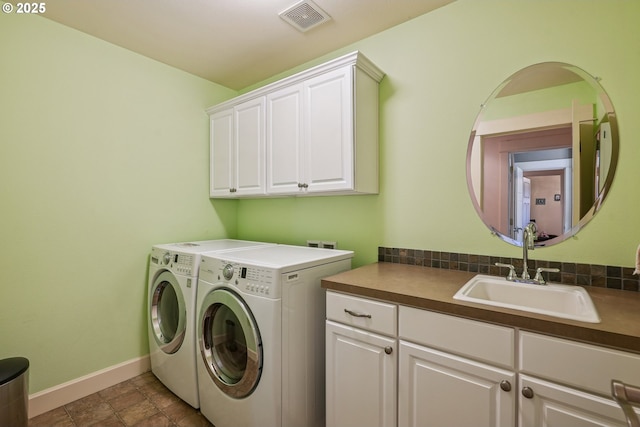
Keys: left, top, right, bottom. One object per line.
{"left": 344, "top": 308, "right": 372, "bottom": 319}
{"left": 522, "top": 387, "right": 534, "bottom": 399}
{"left": 612, "top": 380, "right": 640, "bottom": 427}
{"left": 500, "top": 380, "right": 512, "bottom": 392}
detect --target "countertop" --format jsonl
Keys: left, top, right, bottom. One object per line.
{"left": 321, "top": 262, "right": 640, "bottom": 354}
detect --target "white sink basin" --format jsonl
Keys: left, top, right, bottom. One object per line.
{"left": 453, "top": 275, "right": 600, "bottom": 323}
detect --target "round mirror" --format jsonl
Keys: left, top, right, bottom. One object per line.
{"left": 466, "top": 62, "right": 618, "bottom": 247}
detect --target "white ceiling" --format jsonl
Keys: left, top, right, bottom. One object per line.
{"left": 41, "top": 0, "right": 455, "bottom": 90}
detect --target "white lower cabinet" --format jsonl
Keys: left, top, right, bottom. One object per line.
{"left": 398, "top": 306, "right": 516, "bottom": 427}
{"left": 326, "top": 321, "right": 397, "bottom": 427}
{"left": 399, "top": 341, "right": 515, "bottom": 427}
{"left": 519, "top": 375, "right": 628, "bottom": 427}
{"left": 326, "top": 291, "right": 640, "bottom": 426}
{"left": 518, "top": 331, "right": 640, "bottom": 427}
{"left": 326, "top": 291, "right": 398, "bottom": 427}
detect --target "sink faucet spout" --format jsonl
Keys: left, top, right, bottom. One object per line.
{"left": 522, "top": 222, "right": 537, "bottom": 280}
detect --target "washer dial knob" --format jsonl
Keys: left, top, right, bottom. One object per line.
{"left": 163, "top": 252, "right": 171, "bottom": 265}
{"left": 222, "top": 264, "right": 234, "bottom": 280}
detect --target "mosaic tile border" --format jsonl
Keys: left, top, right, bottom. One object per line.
{"left": 378, "top": 247, "right": 640, "bottom": 292}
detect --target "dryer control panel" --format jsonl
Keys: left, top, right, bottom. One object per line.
{"left": 203, "top": 258, "right": 281, "bottom": 299}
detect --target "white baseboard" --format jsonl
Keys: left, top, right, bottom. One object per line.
{"left": 28, "top": 355, "right": 151, "bottom": 418}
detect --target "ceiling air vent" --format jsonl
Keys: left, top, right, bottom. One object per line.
{"left": 279, "top": 0, "right": 331, "bottom": 33}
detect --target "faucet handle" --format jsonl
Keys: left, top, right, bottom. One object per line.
{"left": 534, "top": 267, "right": 560, "bottom": 285}
{"left": 495, "top": 263, "right": 517, "bottom": 281}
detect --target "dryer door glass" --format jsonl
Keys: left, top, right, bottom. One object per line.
{"left": 199, "top": 289, "right": 262, "bottom": 399}
{"left": 150, "top": 271, "right": 186, "bottom": 354}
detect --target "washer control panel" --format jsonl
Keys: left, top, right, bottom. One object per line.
{"left": 212, "top": 259, "right": 280, "bottom": 299}
{"left": 150, "top": 247, "right": 196, "bottom": 276}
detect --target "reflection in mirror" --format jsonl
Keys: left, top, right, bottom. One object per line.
{"left": 467, "top": 62, "right": 618, "bottom": 247}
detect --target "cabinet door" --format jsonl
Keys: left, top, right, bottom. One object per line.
{"left": 326, "top": 320, "right": 396, "bottom": 427}
{"left": 266, "top": 83, "right": 304, "bottom": 194}
{"left": 304, "top": 66, "right": 354, "bottom": 192}
{"left": 519, "top": 375, "right": 629, "bottom": 427}
{"left": 210, "top": 109, "right": 234, "bottom": 197}
{"left": 234, "top": 97, "right": 265, "bottom": 196}
{"left": 399, "top": 340, "right": 515, "bottom": 427}
{"left": 209, "top": 108, "right": 234, "bottom": 197}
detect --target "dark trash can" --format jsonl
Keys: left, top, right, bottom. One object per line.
{"left": 0, "top": 357, "right": 29, "bottom": 427}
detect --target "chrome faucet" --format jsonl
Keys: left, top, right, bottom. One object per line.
{"left": 495, "top": 222, "right": 559, "bottom": 285}
{"left": 521, "top": 222, "right": 537, "bottom": 280}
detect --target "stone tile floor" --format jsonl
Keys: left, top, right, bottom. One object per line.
{"left": 28, "top": 371, "right": 212, "bottom": 427}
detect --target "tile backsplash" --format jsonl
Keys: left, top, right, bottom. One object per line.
{"left": 378, "top": 247, "right": 639, "bottom": 292}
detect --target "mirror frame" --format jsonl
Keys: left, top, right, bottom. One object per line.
{"left": 466, "top": 62, "right": 619, "bottom": 247}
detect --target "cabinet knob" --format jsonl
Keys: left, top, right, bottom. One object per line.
{"left": 500, "top": 380, "right": 512, "bottom": 392}
{"left": 297, "top": 183, "right": 309, "bottom": 189}
{"left": 522, "top": 387, "right": 534, "bottom": 399}
{"left": 384, "top": 346, "right": 393, "bottom": 355}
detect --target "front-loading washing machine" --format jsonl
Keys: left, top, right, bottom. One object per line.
{"left": 196, "top": 244, "right": 353, "bottom": 427}
{"left": 147, "top": 239, "right": 273, "bottom": 408}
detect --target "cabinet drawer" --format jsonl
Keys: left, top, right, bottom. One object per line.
{"left": 326, "top": 291, "right": 397, "bottom": 336}
{"left": 399, "top": 306, "right": 515, "bottom": 369}
{"left": 520, "top": 331, "right": 640, "bottom": 396}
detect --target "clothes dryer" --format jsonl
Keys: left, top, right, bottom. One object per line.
{"left": 147, "top": 239, "right": 273, "bottom": 408}
{"left": 196, "top": 245, "right": 353, "bottom": 427}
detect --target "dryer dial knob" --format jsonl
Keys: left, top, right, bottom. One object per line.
{"left": 163, "top": 252, "right": 171, "bottom": 265}
{"left": 223, "top": 264, "right": 234, "bottom": 280}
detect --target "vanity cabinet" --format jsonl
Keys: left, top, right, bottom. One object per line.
{"left": 398, "top": 306, "right": 516, "bottom": 427}
{"left": 208, "top": 51, "right": 384, "bottom": 198}
{"left": 518, "top": 331, "right": 640, "bottom": 427}
{"left": 325, "top": 291, "right": 397, "bottom": 427}
{"left": 325, "top": 290, "right": 640, "bottom": 426}
{"left": 209, "top": 97, "right": 266, "bottom": 197}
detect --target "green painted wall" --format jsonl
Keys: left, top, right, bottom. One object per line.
{"left": 238, "top": 0, "right": 640, "bottom": 269}
{"left": 0, "top": 13, "right": 237, "bottom": 392}
{"left": 2, "top": 0, "right": 639, "bottom": 397}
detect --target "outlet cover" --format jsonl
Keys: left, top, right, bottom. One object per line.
{"left": 306, "top": 240, "right": 321, "bottom": 248}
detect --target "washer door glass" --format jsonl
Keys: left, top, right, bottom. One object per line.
{"left": 199, "top": 288, "right": 262, "bottom": 399}
{"left": 150, "top": 271, "right": 186, "bottom": 354}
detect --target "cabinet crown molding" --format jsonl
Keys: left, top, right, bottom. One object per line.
{"left": 206, "top": 51, "right": 384, "bottom": 115}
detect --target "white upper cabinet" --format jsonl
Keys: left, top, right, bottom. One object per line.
{"left": 266, "top": 83, "right": 304, "bottom": 194}
{"left": 302, "top": 66, "right": 353, "bottom": 194}
{"left": 209, "top": 109, "right": 234, "bottom": 197}
{"left": 234, "top": 97, "right": 266, "bottom": 196}
{"left": 207, "top": 51, "right": 384, "bottom": 198}
{"left": 209, "top": 97, "right": 266, "bottom": 197}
